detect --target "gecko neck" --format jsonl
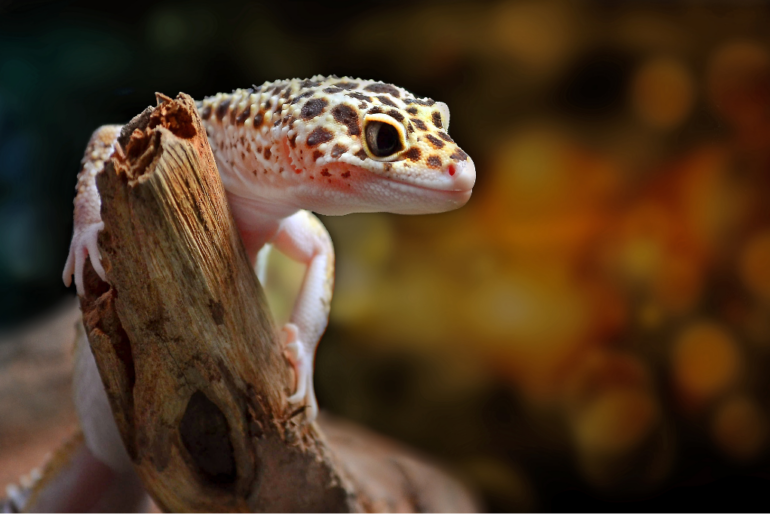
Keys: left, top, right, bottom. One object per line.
{"left": 225, "top": 190, "right": 292, "bottom": 263}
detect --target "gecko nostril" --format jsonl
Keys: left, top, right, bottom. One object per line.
{"left": 448, "top": 164, "right": 456, "bottom": 176}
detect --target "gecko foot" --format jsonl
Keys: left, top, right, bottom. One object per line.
{"left": 282, "top": 323, "right": 318, "bottom": 422}
{"left": 62, "top": 222, "right": 106, "bottom": 296}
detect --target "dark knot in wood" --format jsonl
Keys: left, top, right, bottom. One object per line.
{"left": 180, "top": 390, "right": 238, "bottom": 488}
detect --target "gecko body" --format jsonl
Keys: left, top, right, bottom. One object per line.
{"left": 10, "top": 76, "right": 474, "bottom": 511}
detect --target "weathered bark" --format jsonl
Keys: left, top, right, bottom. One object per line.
{"left": 78, "top": 92, "right": 478, "bottom": 512}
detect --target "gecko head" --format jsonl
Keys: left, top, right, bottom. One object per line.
{"left": 283, "top": 77, "right": 476, "bottom": 215}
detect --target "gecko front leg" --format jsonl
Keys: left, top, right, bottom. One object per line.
{"left": 62, "top": 125, "right": 121, "bottom": 295}
{"left": 270, "top": 210, "right": 334, "bottom": 423}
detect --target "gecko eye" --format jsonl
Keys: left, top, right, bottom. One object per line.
{"left": 365, "top": 122, "right": 402, "bottom": 157}
{"left": 362, "top": 113, "right": 407, "bottom": 161}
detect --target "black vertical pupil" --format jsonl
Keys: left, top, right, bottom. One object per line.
{"left": 366, "top": 121, "right": 403, "bottom": 157}
{"left": 376, "top": 124, "right": 397, "bottom": 153}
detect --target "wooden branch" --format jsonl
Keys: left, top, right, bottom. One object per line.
{"left": 78, "top": 93, "right": 478, "bottom": 512}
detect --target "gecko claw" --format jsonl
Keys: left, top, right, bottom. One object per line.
{"left": 63, "top": 222, "right": 106, "bottom": 296}
{"left": 62, "top": 250, "right": 75, "bottom": 289}
{"left": 282, "top": 323, "right": 318, "bottom": 422}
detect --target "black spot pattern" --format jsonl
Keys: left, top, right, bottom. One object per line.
{"left": 432, "top": 111, "right": 443, "bottom": 128}
{"left": 307, "top": 127, "right": 334, "bottom": 146}
{"left": 290, "top": 90, "right": 315, "bottom": 105}
{"left": 427, "top": 155, "right": 442, "bottom": 168}
{"left": 216, "top": 99, "right": 230, "bottom": 121}
{"left": 236, "top": 105, "right": 251, "bottom": 125}
{"left": 411, "top": 118, "right": 428, "bottom": 131}
{"left": 346, "top": 92, "right": 371, "bottom": 103}
{"left": 425, "top": 134, "right": 445, "bottom": 149}
{"left": 301, "top": 98, "right": 328, "bottom": 120}
{"left": 332, "top": 105, "right": 361, "bottom": 136}
{"left": 365, "top": 83, "right": 401, "bottom": 97}
{"left": 404, "top": 148, "right": 421, "bottom": 161}
{"left": 331, "top": 144, "right": 348, "bottom": 158}
{"left": 406, "top": 98, "right": 436, "bottom": 106}
{"left": 450, "top": 149, "right": 469, "bottom": 161}
{"left": 376, "top": 96, "right": 398, "bottom": 107}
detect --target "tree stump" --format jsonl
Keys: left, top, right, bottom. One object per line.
{"left": 77, "top": 92, "right": 478, "bottom": 512}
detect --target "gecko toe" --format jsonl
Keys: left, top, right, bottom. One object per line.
{"left": 62, "top": 250, "right": 75, "bottom": 287}
{"left": 287, "top": 374, "right": 307, "bottom": 404}
{"left": 282, "top": 324, "right": 316, "bottom": 417}
{"left": 86, "top": 226, "right": 107, "bottom": 281}
{"left": 64, "top": 222, "right": 106, "bottom": 295}
{"left": 74, "top": 246, "right": 86, "bottom": 296}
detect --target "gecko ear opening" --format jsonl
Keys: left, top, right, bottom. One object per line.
{"left": 362, "top": 113, "right": 407, "bottom": 161}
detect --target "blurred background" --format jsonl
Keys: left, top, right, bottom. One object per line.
{"left": 3, "top": 0, "right": 770, "bottom": 510}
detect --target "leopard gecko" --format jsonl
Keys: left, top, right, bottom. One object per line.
{"left": 5, "top": 75, "right": 475, "bottom": 511}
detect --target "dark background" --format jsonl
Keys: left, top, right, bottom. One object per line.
{"left": 3, "top": 0, "right": 770, "bottom": 511}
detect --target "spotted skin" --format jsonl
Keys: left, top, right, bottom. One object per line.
{"left": 47, "top": 75, "right": 475, "bottom": 511}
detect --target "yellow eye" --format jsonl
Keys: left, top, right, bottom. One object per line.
{"left": 362, "top": 113, "right": 407, "bottom": 161}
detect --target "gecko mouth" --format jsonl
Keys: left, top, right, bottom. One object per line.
{"left": 381, "top": 177, "right": 474, "bottom": 210}
{"left": 386, "top": 158, "right": 476, "bottom": 195}
{"left": 384, "top": 171, "right": 475, "bottom": 197}
{"left": 391, "top": 178, "right": 473, "bottom": 195}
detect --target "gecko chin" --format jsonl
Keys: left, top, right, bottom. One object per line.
{"left": 391, "top": 188, "right": 472, "bottom": 214}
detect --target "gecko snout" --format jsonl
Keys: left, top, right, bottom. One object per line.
{"left": 449, "top": 158, "right": 476, "bottom": 192}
